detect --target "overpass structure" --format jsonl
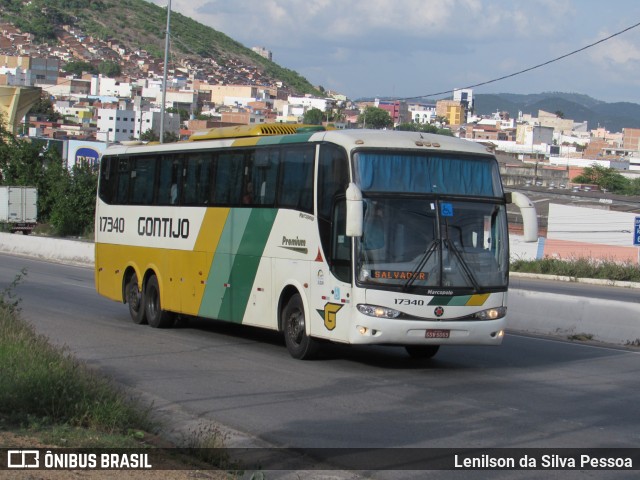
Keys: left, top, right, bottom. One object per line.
{"left": 0, "top": 85, "right": 41, "bottom": 134}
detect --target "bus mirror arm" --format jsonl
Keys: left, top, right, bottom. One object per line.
{"left": 346, "top": 183, "right": 363, "bottom": 237}
{"left": 506, "top": 191, "right": 538, "bottom": 243}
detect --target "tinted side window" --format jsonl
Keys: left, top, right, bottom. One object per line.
{"left": 98, "top": 155, "right": 117, "bottom": 204}
{"left": 156, "top": 155, "right": 182, "bottom": 205}
{"left": 116, "top": 157, "right": 131, "bottom": 204}
{"left": 183, "top": 152, "right": 212, "bottom": 205}
{"left": 250, "top": 148, "right": 279, "bottom": 206}
{"left": 213, "top": 152, "right": 244, "bottom": 205}
{"left": 278, "top": 145, "right": 315, "bottom": 213}
{"left": 318, "top": 144, "right": 349, "bottom": 220}
{"left": 130, "top": 156, "right": 157, "bottom": 205}
{"left": 317, "top": 144, "right": 349, "bottom": 260}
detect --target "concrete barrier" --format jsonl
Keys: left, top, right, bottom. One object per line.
{"left": 0, "top": 232, "right": 94, "bottom": 266}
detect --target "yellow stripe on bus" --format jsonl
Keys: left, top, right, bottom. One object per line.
{"left": 465, "top": 293, "right": 490, "bottom": 306}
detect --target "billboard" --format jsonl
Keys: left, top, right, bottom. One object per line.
{"left": 66, "top": 140, "right": 107, "bottom": 169}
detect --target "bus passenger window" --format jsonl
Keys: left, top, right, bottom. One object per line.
{"left": 130, "top": 157, "right": 156, "bottom": 205}
{"left": 252, "top": 149, "right": 278, "bottom": 205}
{"left": 183, "top": 153, "right": 212, "bottom": 205}
{"left": 278, "top": 146, "right": 314, "bottom": 213}
{"left": 157, "top": 156, "right": 182, "bottom": 205}
{"left": 213, "top": 152, "right": 244, "bottom": 205}
{"left": 115, "top": 158, "right": 130, "bottom": 204}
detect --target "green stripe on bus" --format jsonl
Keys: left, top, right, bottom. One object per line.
{"left": 199, "top": 208, "right": 277, "bottom": 323}
{"left": 446, "top": 296, "right": 472, "bottom": 306}
{"left": 256, "top": 133, "right": 315, "bottom": 145}
{"left": 428, "top": 295, "right": 472, "bottom": 306}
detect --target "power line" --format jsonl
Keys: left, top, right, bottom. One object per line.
{"left": 402, "top": 20, "right": 640, "bottom": 101}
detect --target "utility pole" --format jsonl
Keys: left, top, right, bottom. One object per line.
{"left": 160, "top": 0, "right": 171, "bottom": 143}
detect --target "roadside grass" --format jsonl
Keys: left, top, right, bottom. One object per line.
{"left": 0, "top": 271, "right": 232, "bottom": 476}
{"left": 510, "top": 256, "right": 640, "bottom": 282}
{"left": 0, "top": 272, "right": 155, "bottom": 447}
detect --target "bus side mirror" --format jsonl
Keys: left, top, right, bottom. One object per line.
{"left": 506, "top": 191, "right": 538, "bottom": 242}
{"left": 346, "top": 183, "right": 363, "bottom": 237}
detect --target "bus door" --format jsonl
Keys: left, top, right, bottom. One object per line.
{"left": 309, "top": 197, "right": 352, "bottom": 342}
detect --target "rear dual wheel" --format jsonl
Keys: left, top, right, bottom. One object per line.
{"left": 144, "top": 275, "right": 175, "bottom": 328}
{"left": 126, "top": 272, "right": 146, "bottom": 324}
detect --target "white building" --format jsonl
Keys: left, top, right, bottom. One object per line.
{"left": 409, "top": 104, "right": 437, "bottom": 124}
{"left": 96, "top": 108, "right": 180, "bottom": 143}
{"left": 91, "top": 76, "right": 134, "bottom": 97}
{"left": 287, "top": 96, "right": 333, "bottom": 112}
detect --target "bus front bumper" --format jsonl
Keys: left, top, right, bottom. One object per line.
{"left": 348, "top": 315, "right": 507, "bottom": 346}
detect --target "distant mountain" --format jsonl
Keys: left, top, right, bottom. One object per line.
{"left": 0, "top": 0, "right": 321, "bottom": 96}
{"left": 474, "top": 92, "right": 640, "bottom": 133}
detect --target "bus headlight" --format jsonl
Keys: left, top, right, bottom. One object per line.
{"left": 471, "top": 306, "right": 507, "bottom": 321}
{"left": 357, "top": 304, "right": 401, "bottom": 319}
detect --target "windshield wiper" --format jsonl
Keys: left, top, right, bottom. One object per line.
{"left": 444, "top": 239, "right": 481, "bottom": 292}
{"left": 403, "top": 240, "right": 439, "bottom": 291}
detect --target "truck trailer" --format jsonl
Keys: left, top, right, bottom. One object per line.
{"left": 0, "top": 186, "right": 37, "bottom": 234}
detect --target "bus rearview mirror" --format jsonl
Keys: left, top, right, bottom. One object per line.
{"left": 346, "top": 183, "right": 363, "bottom": 237}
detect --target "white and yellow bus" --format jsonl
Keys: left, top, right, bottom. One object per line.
{"left": 95, "top": 125, "right": 537, "bottom": 359}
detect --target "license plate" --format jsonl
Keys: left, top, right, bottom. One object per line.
{"left": 426, "top": 329, "right": 450, "bottom": 339}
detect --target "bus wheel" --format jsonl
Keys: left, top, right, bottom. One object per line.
{"left": 144, "top": 275, "right": 175, "bottom": 328}
{"left": 405, "top": 345, "right": 440, "bottom": 359}
{"left": 283, "top": 293, "right": 318, "bottom": 360}
{"left": 125, "top": 272, "right": 146, "bottom": 324}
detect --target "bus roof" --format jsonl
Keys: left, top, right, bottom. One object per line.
{"left": 101, "top": 128, "right": 494, "bottom": 158}
{"left": 320, "top": 129, "right": 493, "bottom": 156}
{"left": 189, "top": 124, "right": 328, "bottom": 141}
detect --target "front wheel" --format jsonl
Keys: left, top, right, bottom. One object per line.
{"left": 125, "top": 272, "right": 146, "bottom": 324}
{"left": 405, "top": 345, "right": 440, "bottom": 359}
{"left": 283, "top": 294, "right": 319, "bottom": 360}
{"left": 144, "top": 275, "right": 175, "bottom": 328}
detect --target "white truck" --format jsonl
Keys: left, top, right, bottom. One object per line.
{"left": 0, "top": 186, "right": 37, "bottom": 234}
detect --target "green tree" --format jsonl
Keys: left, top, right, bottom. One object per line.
{"left": 98, "top": 61, "right": 122, "bottom": 78}
{"left": 49, "top": 163, "right": 98, "bottom": 237}
{"left": 27, "top": 95, "right": 62, "bottom": 122}
{"left": 396, "top": 122, "right": 453, "bottom": 136}
{"left": 140, "top": 129, "right": 179, "bottom": 143}
{"left": 358, "top": 106, "right": 393, "bottom": 129}
{"left": 572, "top": 164, "right": 629, "bottom": 193}
{"left": 166, "top": 107, "right": 190, "bottom": 123}
{"left": 63, "top": 61, "right": 98, "bottom": 76}
{"left": 0, "top": 135, "right": 67, "bottom": 224}
{"left": 303, "top": 108, "right": 324, "bottom": 125}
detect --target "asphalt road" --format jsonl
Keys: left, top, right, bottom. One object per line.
{"left": 2, "top": 253, "right": 639, "bottom": 479}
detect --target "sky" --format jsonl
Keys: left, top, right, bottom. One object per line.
{"left": 149, "top": 0, "right": 640, "bottom": 104}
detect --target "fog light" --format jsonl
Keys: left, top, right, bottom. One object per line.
{"left": 358, "top": 326, "right": 368, "bottom": 335}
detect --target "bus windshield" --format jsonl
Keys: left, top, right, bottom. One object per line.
{"left": 356, "top": 197, "right": 508, "bottom": 292}
{"left": 353, "top": 151, "right": 503, "bottom": 197}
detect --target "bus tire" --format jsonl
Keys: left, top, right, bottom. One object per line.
{"left": 126, "top": 272, "right": 146, "bottom": 324}
{"left": 144, "top": 275, "right": 174, "bottom": 328}
{"left": 283, "top": 293, "right": 318, "bottom": 360}
{"left": 405, "top": 345, "right": 440, "bottom": 359}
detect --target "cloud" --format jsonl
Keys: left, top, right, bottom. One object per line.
{"left": 147, "top": 0, "right": 640, "bottom": 102}
{"left": 590, "top": 34, "right": 640, "bottom": 67}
